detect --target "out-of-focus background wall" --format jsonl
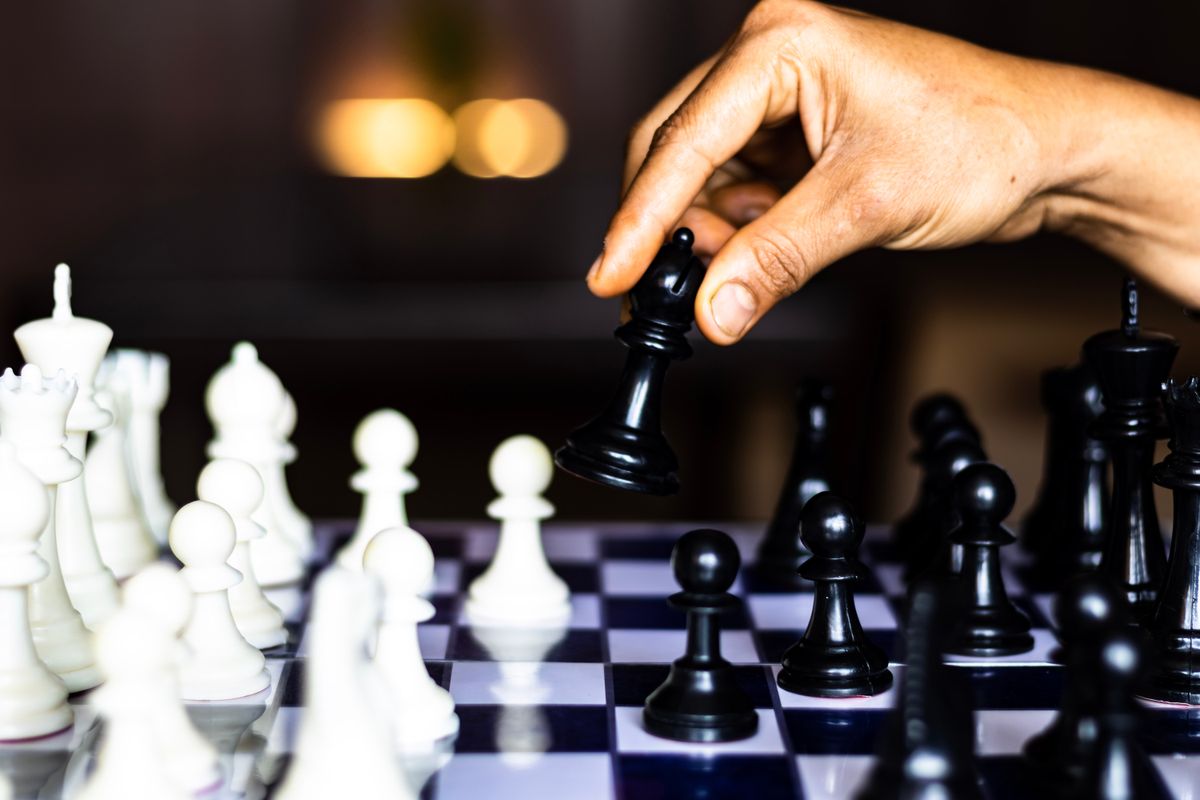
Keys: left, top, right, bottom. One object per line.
{"left": 2, "top": 0, "right": 1199, "bottom": 523}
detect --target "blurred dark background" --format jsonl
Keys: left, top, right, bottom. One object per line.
{"left": 3, "top": 0, "right": 1200, "bottom": 523}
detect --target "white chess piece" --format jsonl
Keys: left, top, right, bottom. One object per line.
{"left": 74, "top": 608, "right": 190, "bottom": 800}
{"left": 0, "top": 366, "right": 99, "bottom": 691}
{"left": 266, "top": 391, "right": 314, "bottom": 559}
{"left": 14, "top": 264, "right": 120, "bottom": 628}
{"left": 85, "top": 376, "right": 157, "bottom": 579}
{"left": 196, "top": 459, "right": 287, "bottom": 649}
{"left": 119, "top": 564, "right": 219, "bottom": 793}
{"left": 274, "top": 568, "right": 415, "bottom": 800}
{"left": 205, "top": 342, "right": 304, "bottom": 586}
{"left": 466, "top": 435, "right": 570, "bottom": 626}
{"left": 108, "top": 349, "right": 175, "bottom": 543}
{"left": 0, "top": 441, "right": 73, "bottom": 740}
{"left": 338, "top": 409, "right": 419, "bottom": 570}
{"left": 170, "top": 501, "right": 271, "bottom": 700}
{"left": 363, "top": 528, "right": 458, "bottom": 749}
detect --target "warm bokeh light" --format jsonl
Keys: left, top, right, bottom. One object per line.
{"left": 318, "top": 98, "right": 455, "bottom": 178}
{"left": 454, "top": 98, "right": 567, "bottom": 179}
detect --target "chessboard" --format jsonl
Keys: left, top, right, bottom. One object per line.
{"left": 5, "top": 519, "right": 1196, "bottom": 800}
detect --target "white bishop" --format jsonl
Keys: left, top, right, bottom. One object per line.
{"left": 205, "top": 342, "right": 304, "bottom": 586}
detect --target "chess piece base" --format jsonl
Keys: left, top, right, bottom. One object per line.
{"left": 777, "top": 641, "right": 893, "bottom": 698}
{"left": 554, "top": 424, "right": 679, "bottom": 497}
{"left": 642, "top": 663, "right": 758, "bottom": 743}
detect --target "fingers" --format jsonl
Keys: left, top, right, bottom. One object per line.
{"left": 707, "top": 181, "right": 783, "bottom": 226}
{"left": 695, "top": 160, "right": 887, "bottom": 344}
{"left": 589, "top": 46, "right": 784, "bottom": 298}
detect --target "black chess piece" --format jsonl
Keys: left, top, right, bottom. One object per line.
{"left": 1070, "top": 625, "right": 1166, "bottom": 800}
{"left": 756, "top": 379, "right": 834, "bottom": 579}
{"left": 1024, "top": 574, "right": 1129, "bottom": 790}
{"left": 893, "top": 394, "right": 981, "bottom": 554}
{"left": 1083, "top": 277, "right": 1178, "bottom": 622}
{"left": 1022, "top": 361, "right": 1109, "bottom": 580}
{"left": 777, "top": 492, "right": 892, "bottom": 697}
{"left": 1145, "top": 377, "right": 1200, "bottom": 704}
{"left": 856, "top": 581, "right": 982, "bottom": 800}
{"left": 555, "top": 229, "right": 705, "bottom": 495}
{"left": 904, "top": 437, "right": 986, "bottom": 580}
{"left": 643, "top": 529, "right": 758, "bottom": 742}
{"left": 946, "top": 462, "right": 1034, "bottom": 656}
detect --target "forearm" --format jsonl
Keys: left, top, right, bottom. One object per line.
{"left": 1042, "top": 64, "right": 1200, "bottom": 307}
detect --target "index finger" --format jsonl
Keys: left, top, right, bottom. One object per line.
{"left": 589, "top": 47, "right": 775, "bottom": 298}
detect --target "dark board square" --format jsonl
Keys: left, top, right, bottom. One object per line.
{"left": 617, "top": 755, "right": 798, "bottom": 800}
{"left": 783, "top": 708, "right": 889, "bottom": 755}
{"left": 1142, "top": 706, "right": 1200, "bottom": 754}
{"left": 610, "top": 664, "right": 774, "bottom": 708}
{"left": 424, "top": 535, "right": 465, "bottom": 559}
{"left": 461, "top": 563, "right": 599, "bottom": 593}
{"left": 601, "top": 537, "right": 679, "bottom": 559}
{"left": 429, "top": 594, "right": 460, "bottom": 625}
{"left": 604, "top": 597, "right": 750, "bottom": 630}
{"left": 449, "top": 628, "right": 605, "bottom": 663}
{"left": 453, "top": 705, "right": 610, "bottom": 753}
{"left": 956, "top": 665, "right": 1065, "bottom": 710}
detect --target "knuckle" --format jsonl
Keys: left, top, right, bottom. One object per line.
{"left": 744, "top": 0, "right": 832, "bottom": 42}
{"left": 748, "top": 228, "right": 808, "bottom": 297}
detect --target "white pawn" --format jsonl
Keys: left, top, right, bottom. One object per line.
{"left": 205, "top": 342, "right": 304, "bottom": 587}
{"left": 109, "top": 349, "right": 175, "bottom": 544}
{"left": 196, "top": 459, "right": 287, "bottom": 649}
{"left": 274, "top": 569, "right": 415, "bottom": 800}
{"left": 170, "top": 501, "right": 270, "bottom": 700}
{"left": 364, "top": 528, "right": 458, "bottom": 749}
{"left": 466, "top": 435, "right": 570, "bottom": 626}
{"left": 267, "top": 391, "right": 314, "bottom": 558}
{"left": 85, "top": 376, "right": 157, "bottom": 579}
{"left": 0, "top": 441, "right": 73, "bottom": 740}
{"left": 74, "top": 609, "right": 189, "bottom": 800}
{"left": 338, "top": 409, "right": 419, "bottom": 570}
{"left": 0, "top": 365, "right": 99, "bottom": 691}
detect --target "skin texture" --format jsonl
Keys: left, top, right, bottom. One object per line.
{"left": 587, "top": 0, "right": 1200, "bottom": 344}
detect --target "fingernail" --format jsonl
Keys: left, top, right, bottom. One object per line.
{"left": 586, "top": 254, "right": 603, "bottom": 284}
{"left": 711, "top": 282, "right": 757, "bottom": 339}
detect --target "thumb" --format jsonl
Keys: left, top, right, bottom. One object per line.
{"left": 695, "top": 161, "right": 887, "bottom": 344}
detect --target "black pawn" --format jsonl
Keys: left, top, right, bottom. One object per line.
{"left": 643, "top": 529, "right": 758, "bottom": 742}
{"left": 1022, "top": 361, "right": 1109, "bottom": 579}
{"left": 1024, "top": 575, "right": 1128, "bottom": 789}
{"left": 905, "top": 437, "right": 987, "bottom": 580}
{"left": 556, "top": 228, "right": 705, "bottom": 495}
{"left": 857, "top": 582, "right": 982, "bottom": 800}
{"left": 1083, "top": 277, "right": 1178, "bottom": 621}
{"left": 1070, "top": 626, "right": 1165, "bottom": 800}
{"left": 757, "top": 379, "right": 834, "bottom": 579}
{"left": 946, "top": 463, "right": 1034, "bottom": 656}
{"left": 1145, "top": 377, "right": 1200, "bottom": 704}
{"left": 777, "top": 493, "right": 892, "bottom": 697}
{"left": 893, "top": 394, "right": 981, "bottom": 554}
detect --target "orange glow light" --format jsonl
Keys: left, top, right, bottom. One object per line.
{"left": 454, "top": 98, "right": 567, "bottom": 179}
{"left": 318, "top": 99, "right": 455, "bottom": 178}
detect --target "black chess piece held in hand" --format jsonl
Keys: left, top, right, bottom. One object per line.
{"left": 555, "top": 229, "right": 705, "bottom": 495}
{"left": 643, "top": 529, "right": 758, "bottom": 743}
{"left": 1083, "top": 277, "right": 1178, "bottom": 621}
{"left": 946, "top": 462, "right": 1034, "bottom": 657}
{"left": 777, "top": 492, "right": 892, "bottom": 697}
{"left": 1146, "top": 377, "right": 1200, "bottom": 704}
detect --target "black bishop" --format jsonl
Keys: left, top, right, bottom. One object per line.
{"left": 556, "top": 228, "right": 705, "bottom": 495}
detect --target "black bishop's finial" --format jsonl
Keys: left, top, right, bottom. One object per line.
{"left": 1122, "top": 277, "right": 1139, "bottom": 337}
{"left": 556, "top": 229, "right": 705, "bottom": 495}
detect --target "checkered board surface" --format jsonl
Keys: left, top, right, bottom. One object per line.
{"left": 3, "top": 521, "right": 1197, "bottom": 800}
